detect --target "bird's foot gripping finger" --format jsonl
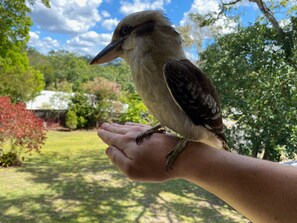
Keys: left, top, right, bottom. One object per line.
{"left": 136, "top": 124, "right": 165, "bottom": 144}
{"left": 166, "top": 138, "right": 188, "bottom": 171}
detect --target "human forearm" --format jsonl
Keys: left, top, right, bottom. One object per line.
{"left": 177, "top": 142, "right": 297, "bottom": 223}
{"left": 98, "top": 123, "right": 297, "bottom": 223}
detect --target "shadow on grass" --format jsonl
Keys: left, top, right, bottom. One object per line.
{"left": 0, "top": 146, "right": 247, "bottom": 223}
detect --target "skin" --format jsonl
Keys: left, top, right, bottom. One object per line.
{"left": 98, "top": 122, "right": 297, "bottom": 223}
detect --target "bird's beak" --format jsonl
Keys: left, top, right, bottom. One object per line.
{"left": 90, "top": 38, "right": 125, "bottom": 65}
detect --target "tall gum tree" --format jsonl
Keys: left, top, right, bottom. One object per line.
{"left": 0, "top": 0, "right": 50, "bottom": 102}
{"left": 182, "top": 0, "right": 297, "bottom": 161}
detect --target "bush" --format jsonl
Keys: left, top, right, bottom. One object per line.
{"left": 0, "top": 150, "right": 21, "bottom": 167}
{"left": 67, "top": 93, "right": 96, "bottom": 128}
{"left": 119, "top": 93, "right": 156, "bottom": 124}
{"left": 65, "top": 109, "right": 78, "bottom": 130}
{"left": 82, "top": 77, "right": 121, "bottom": 101}
{"left": 0, "top": 96, "right": 47, "bottom": 167}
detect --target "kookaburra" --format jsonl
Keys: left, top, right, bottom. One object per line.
{"left": 91, "top": 10, "right": 228, "bottom": 169}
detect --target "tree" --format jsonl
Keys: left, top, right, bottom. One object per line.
{"left": 119, "top": 93, "right": 156, "bottom": 125}
{"left": 199, "top": 22, "right": 297, "bottom": 161}
{"left": 0, "top": 96, "right": 47, "bottom": 167}
{"left": 27, "top": 49, "right": 135, "bottom": 96}
{"left": 0, "top": 0, "right": 49, "bottom": 102}
{"left": 47, "top": 51, "right": 95, "bottom": 91}
{"left": 97, "top": 61, "right": 136, "bottom": 93}
{"left": 178, "top": 0, "right": 297, "bottom": 160}
{"left": 67, "top": 93, "right": 96, "bottom": 129}
{"left": 188, "top": 0, "right": 296, "bottom": 63}
{"left": 65, "top": 109, "right": 78, "bottom": 130}
{"left": 82, "top": 77, "right": 121, "bottom": 101}
{"left": 27, "top": 47, "right": 55, "bottom": 88}
{"left": 0, "top": 54, "right": 44, "bottom": 102}
{"left": 82, "top": 77, "right": 123, "bottom": 123}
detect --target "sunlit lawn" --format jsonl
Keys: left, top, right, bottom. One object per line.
{"left": 0, "top": 130, "right": 248, "bottom": 223}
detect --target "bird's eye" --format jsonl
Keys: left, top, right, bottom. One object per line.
{"left": 120, "top": 26, "right": 132, "bottom": 36}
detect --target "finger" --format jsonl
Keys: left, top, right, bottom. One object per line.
{"left": 98, "top": 128, "right": 124, "bottom": 147}
{"left": 101, "top": 123, "right": 129, "bottom": 135}
{"left": 124, "top": 122, "right": 151, "bottom": 131}
{"left": 106, "top": 146, "right": 131, "bottom": 170}
{"left": 125, "top": 122, "right": 148, "bottom": 127}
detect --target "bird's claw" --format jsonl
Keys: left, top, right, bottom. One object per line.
{"left": 166, "top": 138, "right": 188, "bottom": 171}
{"left": 136, "top": 125, "right": 165, "bottom": 144}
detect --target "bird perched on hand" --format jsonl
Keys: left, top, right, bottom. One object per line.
{"left": 90, "top": 10, "right": 229, "bottom": 169}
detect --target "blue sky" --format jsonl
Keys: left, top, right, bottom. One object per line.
{"left": 28, "top": 0, "right": 261, "bottom": 56}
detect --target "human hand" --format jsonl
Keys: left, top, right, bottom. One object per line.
{"left": 97, "top": 122, "right": 182, "bottom": 182}
{"left": 98, "top": 123, "right": 297, "bottom": 223}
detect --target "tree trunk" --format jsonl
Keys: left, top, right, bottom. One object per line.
{"left": 249, "top": 0, "right": 283, "bottom": 34}
{"left": 249, "top": 0, "right": 294, "bottom": 61}
{"left": 262, "top": 148, "right": 270, "bottom": 160}
{"left": 252, "top": 146, "right": 260, "bottom": 158}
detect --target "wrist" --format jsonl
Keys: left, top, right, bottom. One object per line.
{"left": 172, "top": 141, "right": 217, "bottom": 182}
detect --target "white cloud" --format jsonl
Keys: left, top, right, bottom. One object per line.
{"left": 65, "top": 31, "right": 112, "bottom": 55}
{"left": 101, "top": 18, "right": 119, "bottom": 30}
{"left": 180, "top": 0, "right": 237, "bottom": 35}
{"left": 189, "top": 0, "right": 220, "bottom": 15}
{"left": 101, "top": 10, "right": 111, "bottom": 18}
{"left": 119, "top": 0, "right": 171, "bottom": 15}
{"left": 180, "top": 0, "right": 219, "bottom": 27}
{"left": 29, "top": 30, "right": 113, "bottom": 56}
{"left": 29, "top": 0, "right": 102, "bottom": 34}
{"left": 28, "top": 31, "right": 61, "bottom": 54}
{"left": 29, "top": 31, "right": 39, "bottom": 39}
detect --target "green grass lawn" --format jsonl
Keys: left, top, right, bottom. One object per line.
{"left": 0, "top": 130, "right": 248, "bottom": 223}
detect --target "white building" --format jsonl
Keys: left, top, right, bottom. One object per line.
{"left": 26, "top": 90, "right": 74, "bottom": 127}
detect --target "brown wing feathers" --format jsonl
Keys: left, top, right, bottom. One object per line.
{"left": 163, "top": 59, "right": 227, "bottom": 143}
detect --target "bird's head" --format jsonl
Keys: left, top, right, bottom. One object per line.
{"left": 90, "top": 10, "right": 183, "bottom": 65}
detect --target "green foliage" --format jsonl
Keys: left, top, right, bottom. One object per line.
{"left": 180, "top": 0, "right": 297, "bottom": 161}
{"left": 28, "top": 50, "right": 135, "bottom": 94}
{"left": 0, "top": 0, "right": 32, "bottom": 50}
{"left": 0, "top": 53, "right": 44, "bottom": 102}
{"left": 27, "top": 0, "right": 50, "bottom": 7}
{"left": 65, "top": 109, "right": 78, "bottom": 130}
{"left": 82, "top": 76, "right": 121, "bottom": 101}
{"left": 119, "top": 93, "right": 156, "bottom": 124}
{"left": 97, "top": 61, "right": 136, "bottom": 93}
{"left": 27, "top": 48, "right": 134, "bottom": 128}
{"left": 68, "top": 93, "right": 96, "bottom": 129}
{"left": 200, "top": 22, "right": 297, "bottom": 161}
{"left": 47, "top": 51, "right": 95, "bottom": 91}
{"left": 0, "top": 150, "right": 21, "bottom": 167}
{"left": 180, "top": 0, "right": 297, "bottom": 66}
{"left": 27, "top": 48, "right": 56, "bottom": 88}
{"left": 66, "top": 74, "right": 125, "bottom": 126}
{"left": 66, "top": 92, "right": 121, "bottom": 128}
{"left": 27, "top": 49, "right": 138, "bottom": 126}
{"left": 0, "top": 0, "right": 48, "bottom": 102}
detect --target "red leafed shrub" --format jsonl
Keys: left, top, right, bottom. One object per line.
{"left": 0, "top": 96, "right": 47, "bottom": 167}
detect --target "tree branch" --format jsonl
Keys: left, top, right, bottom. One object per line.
{"left": 248, "top": 0, "right": 296, "bottom": 62}
{"left": 248, "top": 0, "right": 284, "bottom": 35}
{"left": 221, "top": 0, "right": 242, "bottom": 7}
{"left": 216, "top": 0, "right": 242, "bottom": 21}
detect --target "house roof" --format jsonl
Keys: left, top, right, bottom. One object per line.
{"left": 26, "top": 90, "right": 73, "bottom": 110}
